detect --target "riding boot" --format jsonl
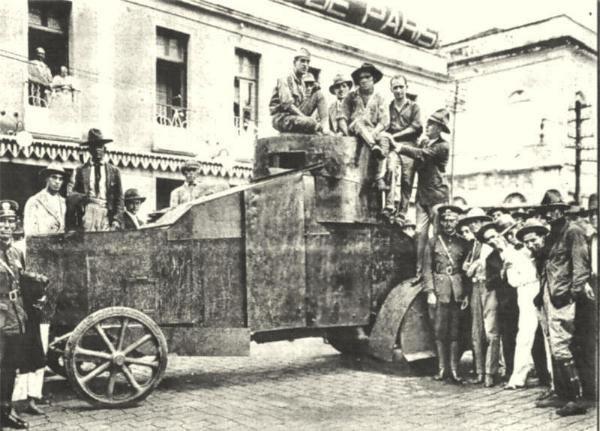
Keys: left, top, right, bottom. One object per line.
{"left": 0, "top": 405, "right": 29, "bottom": 429}
{"left": 433, "top": 341, "right": 447, "bottom": 381}
{"left": 449, "top": 341, "right": 463, "bottom": 384}
{"left": 556, "top": 359, "right": 587, "bottom": 416}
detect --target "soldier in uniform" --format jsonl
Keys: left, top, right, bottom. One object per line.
{"left": 0, "top": 200, "right": 48, "bottom": 429}
{"left": 423, "top": 205, "right": 469, "bottom": 383}
{"left": 269, "top": 48, "right": 330, "bottom": 135}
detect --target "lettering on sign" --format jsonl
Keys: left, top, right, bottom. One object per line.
{"left": 288, "top": 0, "right": 439, "bottom": 49}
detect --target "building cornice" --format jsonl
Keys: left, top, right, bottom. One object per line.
{"left": 448, "top": 36, "right": 596, "bottom": 68}
{"left": 453, "top": 163, "right": 564, "bottom": 179}
{"left": 150, "top": 0, "right": 451, "bottom": 82}
{"left": 0, "top": 136, "right": 253, "bottom": 179}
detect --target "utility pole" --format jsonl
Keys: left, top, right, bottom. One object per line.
{"left": 447, "top": 80, "right": 465, "bottom": 201}
{"left": 567, "top": 94, "right": 592, "bottom": 204}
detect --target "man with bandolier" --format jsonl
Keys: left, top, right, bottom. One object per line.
{"left": 0, "top": 200, "right": 48, "bottom": 429}
{"left": 423, "top": 205, "right": 469, "bottom": 383}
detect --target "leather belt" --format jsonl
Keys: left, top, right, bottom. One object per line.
{"left": 0, "top": 290, "right": 20, "bottom": 301}
{"left": 434, "top": 265, "right": 460, "bottom": 275}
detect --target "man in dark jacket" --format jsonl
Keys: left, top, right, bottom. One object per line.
{"left": 538, "top": 191, "right": 594, "bottom": 416}
{"left": 122, "top": 189, "right": 146, "bottom": 230}
{"left": 67, "top": 128, "right": 124, "bottom": 231}
{"left": 0, "top": 200, "right": 48, "bottom": 429}
{"left": 394, "top": 109, "right": 451, "bottom": 283}
{"left": 423, "top": 205, "right": 469, "bottom": 383}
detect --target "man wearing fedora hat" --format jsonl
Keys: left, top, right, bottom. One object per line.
{"left": 386, "top": 75, "right": 422, "bottom": 218}
{"left": 423, "top": 205, "right": 469, "bottom": 383}
{"left": 67, "top": 128, "right": 124, "bottom": 231}
{"left": 328, "top": 73, "right": 353, "bottom": 135}
{"left": 0, "top": 200, "right": 49, "bottom": 429}
{"left": 23, "top": 162, "right": 67, "bottom": 236}
{"left": 339, "top": 62, "right": 391, "bottom": 194}
{"left": 394, "top": 109, "right": 451, "bottom": 285}
{"left": 269, "top": 48, "right": 331, "bottom": 135}
{"left": 535, "top": 189, "right": 593, "bottom": 416}
{"left": 457, "top": 208, "right": 498, "bottom": 386}
{"left": 123, "top": 189, "right": 146, "bottom": 230}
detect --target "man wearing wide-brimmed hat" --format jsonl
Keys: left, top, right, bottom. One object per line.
{"left": 23, "top": 162, "right": 67, "bottom": 236}
{"left": 394, "top": 108, "right": 451, "bottom": 285}
{"left": 122, "top": 189, "right": 146, "bottom": 230}
{"left": 534, "top": 189, "right": 593, "bottom": 416}
{"left": 423, "top": 205, "right": 469, "bottom": 383}
{"left": 0, "top": 200, "right": 49, "bottom": 429}
{"left": 269, "top": 48, "right": 331, "bottom": 135}
{"left": 328, "top": 73, "right": 353, "bottom": 135}
{"left": 339, "top": 63, "right": 390, "bottom": 193}
{"left": 457, "top": 208, "right": 499, "bottom": 386}
{"left": 67, "top": 128, "right": 124, "bottom": 231}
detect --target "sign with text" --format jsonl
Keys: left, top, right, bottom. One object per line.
{"left": 287, "top": 0, "right": 439, "bottom": 49}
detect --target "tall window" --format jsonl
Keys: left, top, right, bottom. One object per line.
{"left": 234, "top": 49, "right": 259, "bottom": 134}
{"left": 156, "top": 28, "right": 188, "bottom": 128}
{"left": 28, "top": 1, "right": 70, "bottom": 107}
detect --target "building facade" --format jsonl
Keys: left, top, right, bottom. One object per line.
{"left": 0, "top": 0, "right": 450, "bottom": 218}
{"left": 442, "top": 15, "right": 597, "bottom": 207}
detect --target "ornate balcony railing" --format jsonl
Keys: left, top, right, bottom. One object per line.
{"left": 27, "top": 80, "right": 79, "bottom": 108}
{"left": 156, "top": 103, "right": 188, "bottom": 128}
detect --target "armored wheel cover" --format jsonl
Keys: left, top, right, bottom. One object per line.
{"left": 64, "top": 307, "right": 168, "bottom": 407}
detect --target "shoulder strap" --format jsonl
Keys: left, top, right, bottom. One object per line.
{"left": 437, "top": 235, "right": 456, "bottom": 267}
{"left": 0, "top": 255, "right": 17, "bottom": 282}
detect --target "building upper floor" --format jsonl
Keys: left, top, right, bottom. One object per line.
{"left": 0, "top": 0, "right": 451, "bottom": 164}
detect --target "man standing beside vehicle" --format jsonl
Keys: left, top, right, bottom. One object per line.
{"left": 423, "top": 205, "right": 469, "bottom": 383}
{"left": 0, "top": 200, "right": 48, "bottom": 429}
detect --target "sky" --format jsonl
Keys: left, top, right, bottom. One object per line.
{"left": 376, "top": 0, "right": 597, "bottom": 44}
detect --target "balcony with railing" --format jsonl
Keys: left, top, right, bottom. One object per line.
{"left": 153, "top": 102, "right": 195, "bottom": 153}
{"left": 24, "top": 80, "right": 81, "bottom": 139}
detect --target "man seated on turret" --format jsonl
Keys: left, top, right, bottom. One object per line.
{"left": 269, "top": 48, "right": 331, "bottom": 135}
{"left": 338, "top": 62, "right": 391, "bottom": 195}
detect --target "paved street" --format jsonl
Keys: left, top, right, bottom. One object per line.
{"left": 25, "top": 338, "right": 596, "bottom": 431}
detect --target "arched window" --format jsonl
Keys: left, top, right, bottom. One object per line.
{"left": 503, "top": 192, "right": 526, "bottom": 205}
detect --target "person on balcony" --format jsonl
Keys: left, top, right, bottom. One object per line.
{"left": 327, "top": 74, "right": 353, "bottom": 135}
{"left": 385, "top": 75, "right": 423, "bottom": 220}
{"left": 122, "top": 189, "right": 146, "bottom": 230}
{"left": 51, "top": 66, "right": 74, "bottom": 92}
{"left": 67, "top": 128, "right": 124, "bottom": 231}
{"left": 338, "top": 62, "right": 391, "bottom": 195}
{"left": 28, "top": 47, "right": 52, "bottom": 86}
{"left": 269, "top": 48, "right": 331, "bottom": 135}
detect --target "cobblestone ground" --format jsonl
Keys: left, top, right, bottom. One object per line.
{"left": 23, "top": 338, "right": 597, "bottom": 431}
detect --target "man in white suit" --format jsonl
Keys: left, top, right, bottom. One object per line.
{"left": 16, "top": 162, "right": 66, "bottom": 415}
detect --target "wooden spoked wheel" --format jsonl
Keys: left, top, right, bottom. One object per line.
{"left": 63, "top": 307, "right": 168, "bottom": 407}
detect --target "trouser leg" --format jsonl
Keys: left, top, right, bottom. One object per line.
{"left": 531, "top": 325, "right": 551, "bottom": 385}
{"left": 398, "top": 147, "right": 416, "bottom": 214}
{"left": 482, "top": 288, "right": 500, "bottom": 377}
{"left": 508, "top": 292, "right": 538, "bottom": 387}
{"left": 470, "top": 285, "right": 485, "bottom": 377}
{"left": 384, "top": 151, "right": 400, "bottom": 209}
{"left": 414, "top": 202, "right": 431, "bottom": 279}
{"left": 434, "top": 303, "right": 449, "bottom": 380}
{"left": 0, "top": 368, "right": 16, "bottom": 407}
{"left": 573, "top": 295, "right": 597, "bottom": 399}
{"left": 448, "top": 302, "right": 463, "bottom": 382}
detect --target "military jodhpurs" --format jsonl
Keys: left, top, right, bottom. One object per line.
{"left": 272, "top": 90, "right": 328, "bottom": 134}
{"left": 470, "top": 280, "right": 500, "bottom": 376}
{"left": 434, "top": 298, "right": 461, "bottom": 342}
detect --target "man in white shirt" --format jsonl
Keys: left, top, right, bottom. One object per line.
{"left": 170, "top": 160, "right": 225, "bottom": 207}
{"left": 23, "top": 163, "right": 67, "bottom": 236}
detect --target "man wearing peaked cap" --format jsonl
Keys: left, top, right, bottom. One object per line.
{"left": 67, "top": 128, "right": 123, "bottom": 231}
{"left": 394, "top": 108, "right": 452, "bottom": 285}
{"left": 0, "top": 199, "right": 49, "bottom": 429}
{"left": 423, "top": 203, "right": 469, "bottom": 383}
{"left": 328, "top": 73, "right": 353, "bottom": 135}
{"left": 170, "top": 159, "right": 227, "bottom": 208}
{"left": 269, "top": 47, "right": 331, "bottom": 135}
{"left": 122, "top": 189, "right": 146, "bottom": 230}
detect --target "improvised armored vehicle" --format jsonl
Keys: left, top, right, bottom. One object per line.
{"left": 27, "top": 135, "right": 434, "bottom": 407}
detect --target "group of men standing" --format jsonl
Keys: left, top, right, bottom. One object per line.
{"left": 423, "top": 192, "right": 597, "bottom": 417}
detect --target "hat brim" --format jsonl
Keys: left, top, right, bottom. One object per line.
{"left": 351, "top": 66, "right": 383, "bottom": 85}
{"left": 125, "top": 197, "right": 146, "bottom": 203}
{"left": 80, "top": 138, "right": 113, "bottom": 146}
{"left": 437, "top": 204, "right": 463, "bottom": 216}
{"left": 476, "top": 222, "right": 499, "bottom": 243}
{"left": 537, "top": 203, "right": 570, "bottom": 213}
{"left": 427, "top": 117, "right": 450, "bottom": 134}
{"left": 515, "top": 225, "right": 549, "bottom": 242}
{"left": 329, "top": 80, "right": 353, "bottom": 95}
{"left": 39, "top": 168, "right": 66, "bottom": 178}
{"left": 457, "top": 215, "right": 492, "bottom": 230}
